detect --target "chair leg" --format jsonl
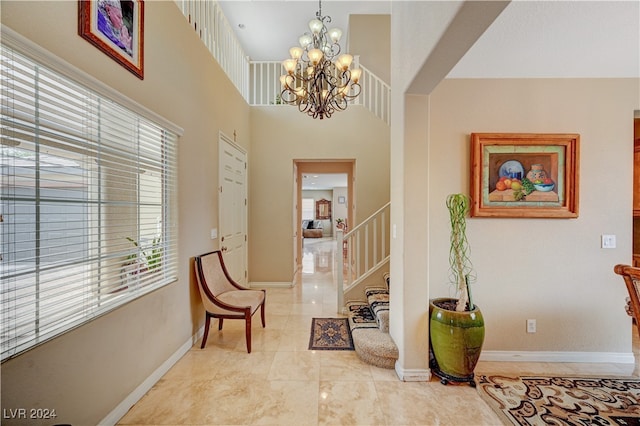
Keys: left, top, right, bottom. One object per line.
{"left": 260, "top": 302, "right": 266, "bottom": 328}
{"left": 245, "top": 312, "right": 252, "bottom": 353}
{"left": 201, "top": 314, "right": 211, "bottom": 349}
{"left": 218, "top": 318, "right": 224, "bottom": 330}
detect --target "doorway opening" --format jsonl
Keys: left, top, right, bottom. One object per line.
{"left": 293, "top": 160, "right": 355, "bottom": 275}
{"left": 633, "top": 111, "right": 640, "bottom": 266}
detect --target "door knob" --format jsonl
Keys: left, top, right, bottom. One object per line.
{"left": 221, "top": 246, "right": 228, "bottom": 252}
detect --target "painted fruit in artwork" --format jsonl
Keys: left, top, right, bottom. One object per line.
{"left": 496, "top": 181, "right": 507, "bottom": 191}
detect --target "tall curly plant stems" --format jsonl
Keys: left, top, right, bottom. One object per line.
{"left": 446, "top": 194, "right": 476, "bottom": 312}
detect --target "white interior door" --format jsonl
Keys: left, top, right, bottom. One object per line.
{"left": 219, "top": 133, "right": 247, "bottom": 285}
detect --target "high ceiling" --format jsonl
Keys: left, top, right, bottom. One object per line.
{"left": 301, "top": 173, "right": 347, "bottom": 190}
{"left": 217, "top": 1, "right": 391, "bottom": 62}
{"left": 217, "top": 0, "right": 639, "bottom": 78}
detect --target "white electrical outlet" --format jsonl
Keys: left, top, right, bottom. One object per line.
{"left": 527, "top": 319, "right": 536, "bottom": 333}
{"left": 601, "top": 234, "right": 616, "bottom": 249}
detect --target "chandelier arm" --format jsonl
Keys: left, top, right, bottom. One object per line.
{"left": 340, "top": 83, "right": 361, "bottom": 101}
{"left": 330, "top": 97, "right": 348, "bottom": 112}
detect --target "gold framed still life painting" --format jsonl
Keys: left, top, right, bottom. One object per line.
{"left": 470, "top": 133, "right": 580, "bottom": 218}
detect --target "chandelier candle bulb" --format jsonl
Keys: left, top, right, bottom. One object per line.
{"left": 283, "top": 59, "right": 297, "bottom": 74}
{"left": 350, "top": 68, "right": 362, "bottom": 83}
{"left": 299, "top": 34, "right": 312, "bottom": 47}
{"left": 289, "top": 46, "right": 303, "bottom": 60}
{"left": 328, "top": 28, "right": 342, "bottom": 43}
{"left": 308, "top": 49, "right": 323, "bottom": 65}
{"left": 337, "top": 54, "right": 353, "bottom": 71}
{"left": 309, "top": 18, "right": 323, "bottom": 34}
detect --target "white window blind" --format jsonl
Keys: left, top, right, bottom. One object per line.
{"left": 302, "top": 198, "right": 314, "bottom": 221}
{"left": 1, "top": 41, "right": 179, "bottom": 361}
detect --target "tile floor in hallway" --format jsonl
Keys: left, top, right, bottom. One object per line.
{"left": 118, "top": 237, "right": 639, "bottom": 425}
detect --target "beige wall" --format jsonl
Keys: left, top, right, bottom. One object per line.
{"left": 427, "top": 78, "right": 638, "bottom": 353}
{"left": 249, "top": 106, "right": 390, "bottom": 283}
{"left": 392, "top": 74, "right": 639, "bottom": 376}
{"left": 1, "top": 1, "right": 249, "bottom": 424}
{"left": 349, "top": 14, "right": 391, "bottom": 84}
{"left": 332, "top": 187, "right": 349, "bottom": 229}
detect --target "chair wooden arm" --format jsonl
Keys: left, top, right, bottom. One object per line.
{"left": 614, "top": 264, "right": 640, "bottom": 337}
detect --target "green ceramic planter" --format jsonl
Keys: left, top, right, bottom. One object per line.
{"left": 429, "top": 297, "right": 485, "bottom": 384}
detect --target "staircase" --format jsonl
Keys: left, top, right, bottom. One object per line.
{"left": 346, "top": 273, "right": 398, "bottom": 369}
{"left": 336, "top": 202, "right": 390, "bottom": 309}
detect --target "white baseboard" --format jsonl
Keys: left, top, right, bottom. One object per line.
{"left": 480, "top": 350, "right": 636, "bottom": 364}
{"left": 249, "top": 281, "right": 294, "bottom": 288}
{"left": 394, "top": 362, "right": 432, "bottom": 382}
{"left": 393, "top": 351, "right": 635, "bottom": 383}
{"left": 99, "top": 326, "right": 204, "bottom": 425}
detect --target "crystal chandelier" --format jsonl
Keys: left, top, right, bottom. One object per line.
{"left": 280, "top": 0, "right": 361, "bottom": 120}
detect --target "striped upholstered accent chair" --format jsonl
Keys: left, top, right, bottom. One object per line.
{"left": 194, "top": 251, "right": 265, "bottom": 353}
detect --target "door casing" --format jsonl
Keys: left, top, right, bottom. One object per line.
{"left": 219, "top": 132, "right": 248, "bottom": 284}
{"left": 293, "top": 160, "right": 355, "bottom": 272}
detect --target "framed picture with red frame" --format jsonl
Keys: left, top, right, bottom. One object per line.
{"left": 78, "top": 0, "right": 144, "bottom": 79}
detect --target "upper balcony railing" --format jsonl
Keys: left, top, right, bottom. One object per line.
{"left": 176, "top": 0, "right": 250, "bottom": 100}
{"left": 249, "top": 61, "right": 391, "bottom": 125}
{"left": 177, "top": 1, "right": 390, "bottom": 125}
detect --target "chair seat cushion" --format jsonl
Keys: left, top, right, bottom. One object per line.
{"left": 217, "top": 290, "right": 265, "bottom": 314}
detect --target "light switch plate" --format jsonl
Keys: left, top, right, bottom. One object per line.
{"left": 601, "top": 234, "right": 616, "bottom": 249}
{"left": 210, "top": 228, "right": 218, "bottom": 239}
{"left": 527, "top": 319, "right": 536, "bottom": 333}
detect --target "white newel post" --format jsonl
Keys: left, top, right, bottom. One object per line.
{"left": 336, "top": 229, "right": 344, "bottom": 313}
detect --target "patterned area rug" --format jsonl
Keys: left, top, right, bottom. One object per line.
{"left": 477, "top": 375, "right": 640, "bottom": 425}
{"left": 308, "top": 318, "right": 354, "bottom": 351}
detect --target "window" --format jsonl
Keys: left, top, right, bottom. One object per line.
{"left": 301, "top": 198, "right": 314, "bottom": 221}
{"left": 0, "top": 36, "right": 180, "bottom": 361}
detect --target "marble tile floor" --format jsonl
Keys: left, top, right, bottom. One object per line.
{"left": 118, "top": 238, "right": 639, "bottom": 425}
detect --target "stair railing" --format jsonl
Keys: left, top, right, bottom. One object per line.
{"left": 351, "top": 63, "right": 391, "bottom": 125}
{"left": 336, "top": 202, "right": 391, "bottom": 310}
